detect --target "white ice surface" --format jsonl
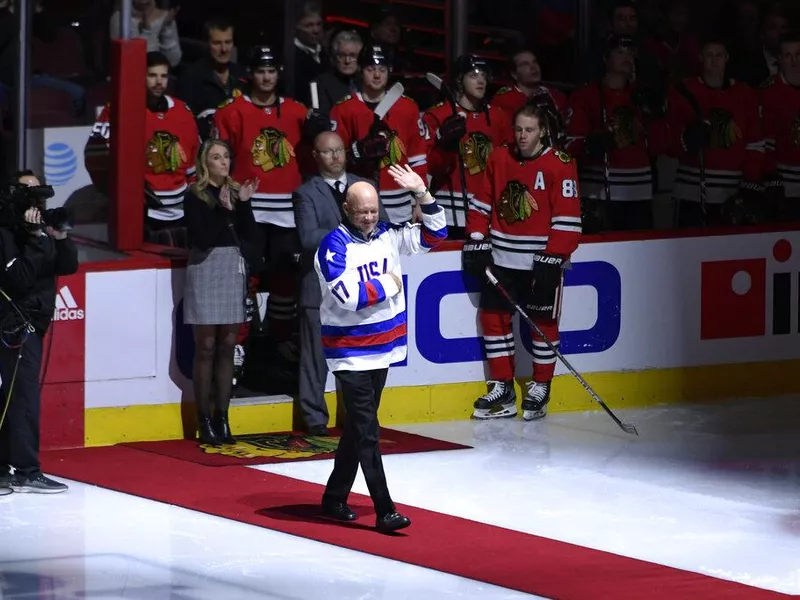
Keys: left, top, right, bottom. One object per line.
{"left": 2, "top": 397, "right": 800, "bottom": 599}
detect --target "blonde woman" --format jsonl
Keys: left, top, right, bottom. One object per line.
{"left": 183, "top": 139, "right": 260, "bottom": 446}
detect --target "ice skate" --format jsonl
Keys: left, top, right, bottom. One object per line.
{"left": 473, "top": 380, "right": 517, "bottom": 419}
{"left": 522, "top": 381, "right": 551, "bottom": 421}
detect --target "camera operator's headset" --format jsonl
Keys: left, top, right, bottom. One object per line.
{"left": 0, "top": 287, "right": 37, "bottom": 433}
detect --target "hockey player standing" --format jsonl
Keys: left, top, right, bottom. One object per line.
{"left": 423, "top": 55, "right": 512, "bottom": 238}
{"left": 213, "top": 45, "right": 327, "bottom": 367}
{"left": 464, "top": 105, "right": 582, "bottom": 420}
{"left": 666, "top": 34, "right": 764, "bottom": 227}
{"left": 759, "top": 32, "right": 800, "bottom": 222}
{"left": 329, "top": 45, "right": 429, "bottom": 225}
{"left": 85, "top": 51, "right": 200, "bottom": 247}
{"left": 491, "top": 50, "right": 568, "bottom": 144}
{"left": 566, "top": 35, "right": 670, "bottom": 231}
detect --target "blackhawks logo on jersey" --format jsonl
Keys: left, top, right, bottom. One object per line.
{"left": 379, "top": 131, "right": 407, "bottom": 169}
{"left": 555, "top": 149, "right": 572, "bottom": 163}
{"left": 146, "top": 131, "right": 187, "bottom": 174}
{"left": 708, "top": 107, "right": 742, "bottom": 149}
{"left": 609, "top": 105, "right": 641, "bottom": 149}
{"left": 251, "top": 127, "right": 295, "bottom": 172}
{"left": 497, "top": 180, "right": 537, "bottom": 224}
{"left": 461, "top": 132, "right": 492, "bottom": 175}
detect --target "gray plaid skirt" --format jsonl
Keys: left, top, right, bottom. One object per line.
{"left": 183, "top": 245, "right": 247, "bottom": 325}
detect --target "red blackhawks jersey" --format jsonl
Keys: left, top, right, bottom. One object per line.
{"left": 566, "top": 82, "right": 670, "bottom": 202}
{"left": 85, "top": 95, "right": 200, "bottom": 221}
{"left": 466, "top": 145, "right": 582, "bottom": 271}
{"left": 213, "top": 95, "right": 308, "bottom": 228}
{"left": 491, "top": 85, "right": 568, "bottom": 121}
{"left": 760, "top": 75, "right": 800, "bottom": 198}
{"left": 422, "top": 102, "right": 512, "bottom": 227}
{"left": 667, "top": 77, "right": 764, "bottom": 204}
{"left": 330, "top": 92, "right": 428, "bottom": 224}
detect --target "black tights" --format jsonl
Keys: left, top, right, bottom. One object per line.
{"left": 192, "top": 324, "right": 240, "bottom": 418}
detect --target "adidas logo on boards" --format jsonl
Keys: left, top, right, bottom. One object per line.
{"left": 53, "top": 286, "right": 84, "bottom": 321}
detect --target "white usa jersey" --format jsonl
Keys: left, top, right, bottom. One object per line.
{"left": 314, "top": 203, "right": 447, "bottom": 372}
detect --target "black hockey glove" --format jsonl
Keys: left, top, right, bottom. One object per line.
{"left": 302, "top": 110, "right": 332, "bottom": 142}
{"left": 722, "top": 181, "right": 764, "bottom": 226}
{"left": 462, "top": 239, "right": 493, "bottom": 279}
{"left": 435, "top": 114, "right": 467, "bottom": 150}
{"left": 525, "top": 253, "right": 566, "bottom": 320}
{"left": 530, "top": 90, "right": 557, "bottom": 112}
{"left": 681, "top": 120, "right": 711, "bottom": 154}
{"left": 351, "top": 134, "right": 389, "bottom": 162}
{"left": 584, "top": 131, "right": 615, "bottom": 158}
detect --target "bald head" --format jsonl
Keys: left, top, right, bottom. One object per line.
{"left": 313, "top": 131, "right": 339, "bottom": 151}
{"left": 343, "top": 181, "right": 380, "bottom": 236}
{"left": 314, "top": 131, "right": 346, "bottom": 178}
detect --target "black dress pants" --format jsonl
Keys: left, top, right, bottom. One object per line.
{"left": 323, "top": 368, "right": 395, "bottom": 516}
{"left": 297, "top": 307, "right": 330, "bottom": 429}
{"left": 0, "top": 332, "right": 44, "bottom": 478}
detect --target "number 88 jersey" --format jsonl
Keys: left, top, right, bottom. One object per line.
{"left": 466, "top": 144, "right": 583, "bottom": 271}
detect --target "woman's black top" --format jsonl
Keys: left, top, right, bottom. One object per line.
{"left": 183, "top": 183, "right": 257, "bottom": 251}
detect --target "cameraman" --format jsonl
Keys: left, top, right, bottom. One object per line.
{"left": 0, "top": 171, "right": 78, "bottom": 495}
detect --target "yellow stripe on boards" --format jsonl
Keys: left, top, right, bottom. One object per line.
{"left": 83, "top": 361, "right": 800, "bottom": 447}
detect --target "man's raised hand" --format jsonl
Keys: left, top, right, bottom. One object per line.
{"left": 387, "top": 164, "right": 426, "bottom": 195}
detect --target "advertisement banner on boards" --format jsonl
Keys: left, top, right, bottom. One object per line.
{"left": 27, "top": 125, "right": 93, "bottom": 209}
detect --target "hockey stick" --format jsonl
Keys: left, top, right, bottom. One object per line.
{"left": 675, "top": 82, "right": 707, "bottom": 225}
{"left": 485, "top": 266, "right": 639, "bottom": 436}
{"left": 369, "top": 82, "right": 405, "bottom": 214}
{"left": 426, "top": 72, "right": 469, "bottom": 229}
{"left": 598, "top": 82, "right": 612, "bottom": 231}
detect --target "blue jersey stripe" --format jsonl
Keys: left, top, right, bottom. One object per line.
{"left": 321, "top": 312, "right": 407, "bottom": 337}
{"left": 323, "top": 336, "right": 407, "bottom": 359}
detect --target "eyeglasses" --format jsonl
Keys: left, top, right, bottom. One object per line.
{"left": 336, "top": 52, "right": 359, "bottom": 61}
{"left": 318, "top": 147, "right": 346, "bottom": 157}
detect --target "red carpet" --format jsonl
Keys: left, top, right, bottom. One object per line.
{"left": 41, "top": 446, "right": 792, "bottom": 600}
{"left": 121, "top": 427, "right": 469, "bottom": 466}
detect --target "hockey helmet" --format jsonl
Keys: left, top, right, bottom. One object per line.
{"left": 358, "top": 44, "right": 391, "bottom": 69}
{"left": 248, "top": 45, "right": 283, "bottom": 72}
{"left": 453, "top": 54, "right": 491, "bottom": 87}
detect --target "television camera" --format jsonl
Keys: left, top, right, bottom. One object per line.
{"left": 0, "top": 182, "right": 71, "bottom": 231}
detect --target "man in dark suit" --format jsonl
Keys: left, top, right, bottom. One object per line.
{"left": 311, "top": 29, "right": 363, "bottom": 117}
{"left": 294, "top": 131, "right": 388, "bottom": 435}
{"left": 292, "top": 1, "right": 328, "bottom": 107}
{"left": 730, "top": 9, "right": 788, "bottom": 86}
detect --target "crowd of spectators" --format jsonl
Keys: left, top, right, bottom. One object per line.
{"left": 5, "top": 0, "right": 800, "bottom": 420}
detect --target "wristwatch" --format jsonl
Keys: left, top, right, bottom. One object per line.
{"left": 412, "top": 187, "right": 429, "bottom": 199}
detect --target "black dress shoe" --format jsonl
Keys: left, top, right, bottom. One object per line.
{"left": 198, "top": 416, "right": 222, "bottom": 446}
{"left": 322, "top": 501, "right": 357, "bottom": 521}
{"left": 307, "top": 425, "right": 330, "bottom": 436}
{"left": 212, "top": 412, "right": 236, "bottom": 444}
{"left": 376, "top": 511, "right": 411, "bottom": 532}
